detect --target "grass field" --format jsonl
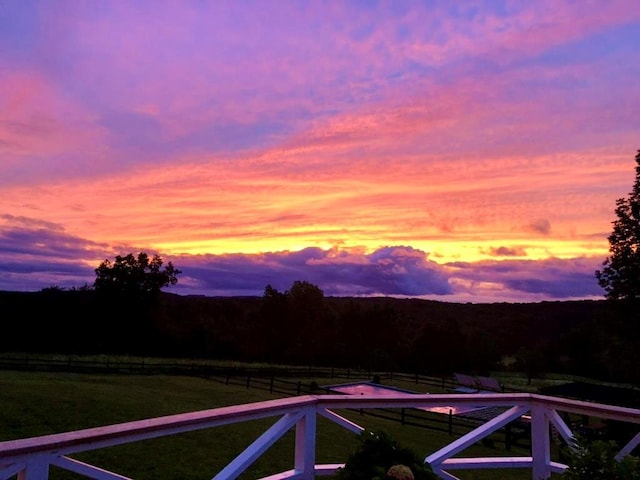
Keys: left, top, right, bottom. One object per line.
{"left": 0, "top": 368, "right": 567, "bottom": 480}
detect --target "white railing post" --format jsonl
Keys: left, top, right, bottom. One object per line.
{"left": 294, "top": 406, "right": 317, "bottom": 479}
{"left": 18, "top": 455, "right": 49, "bottom": 480}
{"left": 530, "top": 404, "right": 551, "bottom": 480}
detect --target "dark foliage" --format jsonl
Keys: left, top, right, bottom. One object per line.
{"left": 563, "top": 435, "right": 640, "bottom": 480}
{"left": 596, "top": 149, "right": 640, "bottom": 301}
{"left": 336, "top": 430, "right": 438, "bottom": 480}
{"left": 94, "top": 252, "right": 181, "bottom": 299}
{"left": 1, "top": 287, "right": 639, "bottom": 383}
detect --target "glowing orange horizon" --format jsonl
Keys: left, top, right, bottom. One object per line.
{"left": 3, "top": 142, "right": 622, "bottom": 266}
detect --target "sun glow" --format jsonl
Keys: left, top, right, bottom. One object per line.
{"left": 151, "top": 234, "right": 608, "bottom": 266}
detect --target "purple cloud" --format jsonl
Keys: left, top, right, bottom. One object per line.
{"left": 448, "top": 257, "right": 603, "bottom": 300}
{"left": 0, "top": 215, "right": 114, "bottom": 290}
{"left": 526, "top": 219, "right": 551, "bottom": 235}
{"left": 0, "top": 216, "right": 607, "bottom": 302}
{"left": 488, "top": 246, "right": 528, "bottom": 257}
{"left": 172, "top": 246, "right": 453, "bottom": 297}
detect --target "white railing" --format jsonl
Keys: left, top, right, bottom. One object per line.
{"left": 2, "top": 393, "right": 640, "bottom": 480}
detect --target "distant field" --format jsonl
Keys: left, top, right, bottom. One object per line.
{"left": 0, "top": 351, "right": 614, "bottom": 390}
{"left": 0, "top": 369, "right": 548, "bottom": 480}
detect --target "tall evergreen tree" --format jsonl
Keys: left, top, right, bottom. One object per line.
{"left": 596, "top": 150, "right": 640, "bottom": 300}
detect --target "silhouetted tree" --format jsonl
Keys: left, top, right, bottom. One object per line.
{"left": 93, "top": 253, "right": 181, "bottom": 353}
{"left": 257, "top": 281, "right": 325, "bottom": 362}
{"left": 596, "top": 150, "right": 640, "bottom": 301}
{"left": 94, "top": 252, "right": 181, "bottom": 298}
{"left": 285, "top": 280, "right": 328, "bottom": 362}
{"left": 287, "top": 280, "right": 324, "bottom": 320}
{"left": 262, "top": 284, "right": 287, "bottom": 311}
{"left": 515, "top": 346, "right": 548, "bottom": 385}
{"left": 258, "top": 284, "right": 289, "bottom": 361}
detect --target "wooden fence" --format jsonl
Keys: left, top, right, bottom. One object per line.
{"left": 0, "top": 356, "right": 525, "bottom": 448}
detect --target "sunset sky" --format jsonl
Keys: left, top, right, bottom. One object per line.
{"left": 1, "top": 1, "right": 639, "bottom": 303}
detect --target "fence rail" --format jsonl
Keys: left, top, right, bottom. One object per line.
{"left": 0, "top": 355, "right": 458, "bottom": 388}
{"left": 0, "top": 356, "right": 377, "bottom": 378}
{"left": 0, "top": 356, "right": 525, "bottom": 449}
{"left": 2, "top": 393, "right": 640, "bottom": 480}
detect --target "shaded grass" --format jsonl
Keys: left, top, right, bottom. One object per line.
{"left": 0, "top": 352, "right": 295, "bottom": 369}
{"left": 1, "top": 370, "right": 549, "bottom": 479}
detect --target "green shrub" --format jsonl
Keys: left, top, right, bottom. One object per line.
{"left": 335, "top": 430, "right": 438, "bottom": 480}
{"left": 564, "top": 435, "right": 640, "bottom": 480}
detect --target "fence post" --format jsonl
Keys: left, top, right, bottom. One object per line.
{"left": 448, "top": 410, "right": 453, "bottom": 435}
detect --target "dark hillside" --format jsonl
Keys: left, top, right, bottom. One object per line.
{"left": 1, "top": 290, "right": 636, "bottom": 384}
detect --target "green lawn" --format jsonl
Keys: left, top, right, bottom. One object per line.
{"left": 0, "top": 370, "right": 557, "bottom": 479}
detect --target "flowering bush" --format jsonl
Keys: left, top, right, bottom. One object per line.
{"left": 386, "top": 464, "right": 415, "bottom": 480}
{"left": 336, "top": 430, "right": 438, "bottom": 480}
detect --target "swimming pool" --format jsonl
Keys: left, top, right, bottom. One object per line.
{"left": 325, "top": 381, "right": 490, "bottom": 416}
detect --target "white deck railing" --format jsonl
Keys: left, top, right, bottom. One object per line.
{"left": 2, "top": 392, "right": 640, "bottom": 480}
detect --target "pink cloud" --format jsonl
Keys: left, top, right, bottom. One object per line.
{"left": 0, "top": 69, "right": 108, "bottom": 183}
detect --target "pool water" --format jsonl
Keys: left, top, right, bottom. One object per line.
{"left": 326, "top": 381, "right": 490, "bottom": 416}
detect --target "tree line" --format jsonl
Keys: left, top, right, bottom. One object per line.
{"left": 2, "top": 149, "right": 640, "bottom": 383}
{"left": 3, "top": 286, "right": 640, "bottom": 383}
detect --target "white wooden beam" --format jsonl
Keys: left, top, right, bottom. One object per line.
{"left": 294, "top": 407, "right": 316, "bottom": 480}
{"left": 530, "top": 405, "right": 551, "bottom": 479}
{"left": 313, "top": 463, "right": 344, "bottom": 476}
{"left": 212, "top": 411, "right": 304, "bottom": 480}
{"left": 615, "top": 431, "right": 640, "bottom": 460}
{"left": 51, "top": 456, "right": 132, "bottom": 480}
{"left": 17, "top": 456, "right": 49, "bottom": 480}
{"left": 317, "top": 409, "right": 364, "bottom": 434}
{"left": 0, "top": 462, "right": 25, "bottom": 480}
{"left": 547, "top": 409, "right": 575, "bottom": 448}
{"left": 425, "top": 405, "right": 529, "bottom": 467}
